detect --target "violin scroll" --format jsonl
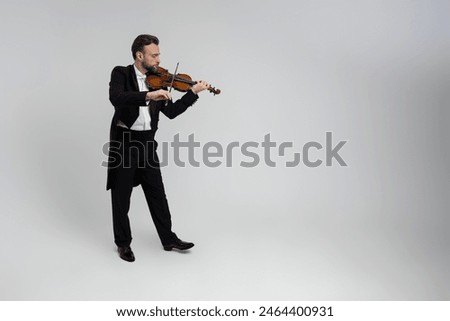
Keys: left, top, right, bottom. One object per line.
{"left": 206, "top": 85, "right": 220, "bottom": 95}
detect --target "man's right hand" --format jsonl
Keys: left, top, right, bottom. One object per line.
{"left": 146, "top": 89, "right": 172, "bottom": 101}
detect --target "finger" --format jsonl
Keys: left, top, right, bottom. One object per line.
{"left": 159, "top": 90, "right": 170, "bottom": 100}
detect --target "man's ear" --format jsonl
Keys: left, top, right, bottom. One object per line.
{"left": 137, "top": 51, "right": 143, "bottom": 60}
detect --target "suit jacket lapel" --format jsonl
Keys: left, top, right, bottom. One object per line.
{"left": 128, "top": 64, "right": 139, "bottom": 92}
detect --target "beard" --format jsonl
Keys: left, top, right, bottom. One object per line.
{"left": 143, "top": 62, "right": 158, "bottom": 74}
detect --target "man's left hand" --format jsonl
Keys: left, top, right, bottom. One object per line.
{"left": 191, "top": 80, "right": 209, "bottom": 94}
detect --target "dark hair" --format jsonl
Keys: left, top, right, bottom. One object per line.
{"left": 131, "top": 34, "right": 159, "bottom": 59}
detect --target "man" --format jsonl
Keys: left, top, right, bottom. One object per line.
{"left": 107, "top": 34, "right": 209, "bottom": 262}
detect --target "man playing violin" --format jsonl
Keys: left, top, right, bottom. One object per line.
{"left": 107, "top": 34, "right": 209, "bottom": 262}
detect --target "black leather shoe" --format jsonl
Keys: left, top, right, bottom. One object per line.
{"left": 163, "top": 238, "right": 194, "bottom": 251}
{"left": 118, "top": 246, "right": 135, "bottom": 262}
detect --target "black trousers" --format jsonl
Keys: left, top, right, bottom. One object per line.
{"left": 110, "top": 127, "right": 176, "bottom": 247}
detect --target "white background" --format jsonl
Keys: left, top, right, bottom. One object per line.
{"left": 1, "top": 0, "right": 449, "bottom": 300}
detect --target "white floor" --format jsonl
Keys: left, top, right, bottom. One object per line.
{"left": 2, "top": 185, "right": 449, "bottom": 300}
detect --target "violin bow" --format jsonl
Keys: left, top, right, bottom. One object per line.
{"left": 165, "top": 62, "right": 179, "bottom": 106}
{"left": 168, "top": 62, "right": 179, "bottom": 93}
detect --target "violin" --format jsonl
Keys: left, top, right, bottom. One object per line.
{"left": 146, "top": 65, "right": 221, "bottom": 95}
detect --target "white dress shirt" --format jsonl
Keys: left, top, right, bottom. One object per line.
{"left": 117, "top": 64, "right": 151, "bottom": 131}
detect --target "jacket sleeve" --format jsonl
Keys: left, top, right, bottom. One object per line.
{"left": 161, "top": 90, "right": 199, "bottom": 119}
{"left": 109, "top": 66, "right": 148, "bottom": 110}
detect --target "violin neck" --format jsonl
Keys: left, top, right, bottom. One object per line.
{"left": 174, "top": 75, "right": 196, "bottom": 86}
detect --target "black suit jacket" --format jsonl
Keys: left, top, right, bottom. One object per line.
{"left": 106, "top": 64, "right": 199, "bottom": 190}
